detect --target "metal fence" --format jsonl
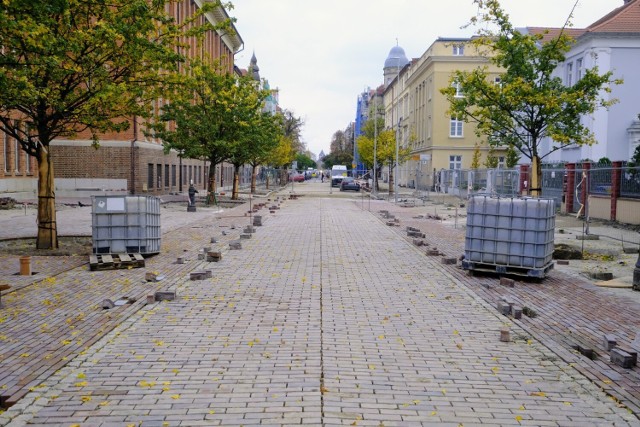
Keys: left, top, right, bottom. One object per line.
{"left": 384, "top": 166, "right": 520, "bottom": 201}
{"left": 621, "top": 166, "right": 640, "bottom": 199}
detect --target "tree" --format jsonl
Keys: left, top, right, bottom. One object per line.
{"left": 441, "top": 0, "right": 621, "bottom": 196}
{"left": 483, "top": 146, "right": 499, "bottom": 168}
{"left": 224, "top": 79, "right": 270, "bottom": 200}
{"left": 267, "top": 135, "right": 297, "bottom": 186}
{"left": 357, "top": 129, "right": 409, "bottom": 195}
{"left": 321, "top": 151, "right": 353, "bottom": 171}
{"left": 471, "top": 144, "right": 482, "bottom": 169}
{"left": 294, "top": 153, "right": 316, "bottom": 171}
{"left": 505, "top": 144, "right": 520, "bottom": 168}
{"left": 280, "top": 109, "right": 305, "bottom": 153}
{"left": 152, "top": 60, "right": 264, "bottom": 203}
{"left": 244, "top": 112, "right": 282, "bottom": 194}
{"left": 0, "top": 0, "right": 226, "bottom": 248}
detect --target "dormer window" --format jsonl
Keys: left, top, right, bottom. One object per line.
{"left": 453, "top": 44, "right": 464, "bottom": 56}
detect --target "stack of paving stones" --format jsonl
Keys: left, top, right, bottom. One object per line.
{"left": 376, "top": 201, "right": 640, "bottom": 415}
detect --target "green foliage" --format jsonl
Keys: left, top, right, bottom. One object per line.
{"left": 295, "top": 153, "right": 316, "bottom": 171}
{"left": 597, "top": 157, "right": 612, "bottom": 165}
{"left": 0, "top": 0, "right": 223, "bottom": 151}
{"left": 471, "top": 144, "right": 481, "bottom": 169}
{"left": 322, "top": 151, "right": 353, "bottom": 170}
{"left": 0, "top": 0, "right": 227, "bottom": 247}
{"left": 631, "top": 144, "right": 640, "bottom": 165}
{"left": 505, "top": 144, "right": 520, "bottom": 168}
{"left": 440, "top": 0, "right": 621, "bottom": 194}
{"left": 268, "top": 135, "right": 297, "bottom": 168}
{"left": 483, "top": 146, "right": 499, "bottom": 168}
{"left": 150, "top": 59, "right": 267, "bottom": 193}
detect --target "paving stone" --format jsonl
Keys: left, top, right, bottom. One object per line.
{"left": 0, "top": 192, "right": 637, "bottom": 426}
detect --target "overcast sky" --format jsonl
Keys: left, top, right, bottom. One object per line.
{"left": 231, "top": 0, "right": 625, "bottom": 158}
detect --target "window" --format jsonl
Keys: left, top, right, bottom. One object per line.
{"left": 566, "top": 62, "right": 573, "bottom": 86}
{"left": 147, "top": 164, "right": 154, "bottom": 190}
{"left": 14, "top": 138, "right": 20, "bottom": 172}
{"left": 427, "top": 116, "right": 432, "bottom": 139}
{"left": 25, "top": 149, "right": 30, "bottom": 173}
{"left": 156, "top": 164, "right": 162, "bottom": 189}
{"left": 494, "top": 76, "right": 502, "bottom": 86}
{"left": 3, "top": 132, "right": 8, "bottom": 173}
{"left": 449, "top": 116, "right": 463, "bottom": 137}
{"left": 452, "top": 80, "right": 463, "bottom": 97}
{"left": 171, "top": 165, "right": 176, "bottom": 186}
{"left": 498, "top": 156, "right": 505, "bottom": 168}
{"left": 449, "top": 155, "right": 462, "bottom": 170}
{"left": 164, "top": 164, "right": 169, "bottom": 187}
{"left": 576, "top": 58, "right": 583, "bottom": 81}
{"left": 453, "top": 44, "right": 464, "bottom": 56}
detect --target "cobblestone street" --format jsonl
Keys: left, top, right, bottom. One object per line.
{"left": 0, "top": 184, "right": 638, "bottom": 426}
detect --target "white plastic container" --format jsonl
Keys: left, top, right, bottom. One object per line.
{"left": 464, "top": 195, "right": 555, "bottom": 275}
{"left": 92, "top": 196, "right": 161, "bottom": 255}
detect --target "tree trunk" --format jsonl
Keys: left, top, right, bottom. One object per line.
{"left": 207, "top": 162, "right": 217, "bottom": 205}
{"left": 232, "top": 165, "right": 240, "bottom": 200}
{"left": 36, "top": 146, "right": 59, "bottom": 249}
{"left": 250, "top": 164, "right": 257, "bottom": 194}
{"left": 388, "top": 164, "right": 394, "bottom": 195}
{"left": 531, "top": 155, "right": 542, "bottom": 197}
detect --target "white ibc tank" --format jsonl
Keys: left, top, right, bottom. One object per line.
{"left": 465, "top": 195, "right": 555, "bottom": 269}
{"left": 92, "top": 196, "right": 161, "bottom": 255}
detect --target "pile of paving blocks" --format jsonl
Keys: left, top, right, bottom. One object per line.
{"left": 379, "top": 210, "right": 400, "bottom": 226}
{"left": 496, "top": 296, "right": 523, "bottom": 320}
{"left": 604, "top": 334, "right": 639, "bottom": 369}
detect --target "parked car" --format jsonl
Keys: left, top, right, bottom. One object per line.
{"left": 331, "top": 176, "right": 345, "bottom": 187}
{"left": 289, "top": 173, "right": 305, "bottom": 182}
{"left": 339, "top": 177, "right": 360, "bottom": 192}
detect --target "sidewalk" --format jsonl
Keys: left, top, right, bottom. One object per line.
{"left": 0, "top": 183, "right": 639, "bottom": 426}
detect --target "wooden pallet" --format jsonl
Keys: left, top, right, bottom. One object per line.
{"left": 89, "top": 253, "right": 145, "bottom": 271}
{"left": 461, "top": 260, "right": 554, "bottom": 279}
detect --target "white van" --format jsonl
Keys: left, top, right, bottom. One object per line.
{"left": 331, "top": 165, "right": 348, "bottom": 187}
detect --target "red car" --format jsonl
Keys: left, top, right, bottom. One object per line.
{"left": 289, "top": 173, "right": 305, "bottom": 182}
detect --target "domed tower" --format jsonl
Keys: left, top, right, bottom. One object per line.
{"left": 383, "top": 45, "right": 409, "bottom": 88}
{"left": 249, "top": 52, "right": 260, "bottom": 81}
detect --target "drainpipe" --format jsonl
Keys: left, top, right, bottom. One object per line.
{"left": 130, "top": 116, "right": 138, "bottom": 195}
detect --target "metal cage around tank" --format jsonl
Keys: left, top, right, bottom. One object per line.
{"left": 462, "top": 195, "right": 555, "bottom": 278}
{"left": 92, "top": 196, "right": 161, "bottom": 255}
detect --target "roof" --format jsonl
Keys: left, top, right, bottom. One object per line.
{"left": 525, "top": 27, "right": 586, "bottom": 43}
{"left": 524, "top": 0, "right": 640, "bottom": 42}
{"left": 384, "top": 45, "right": 410, "bottom": 70}
{"left": 585, "top": 0, "right": 640, "bottom": 33}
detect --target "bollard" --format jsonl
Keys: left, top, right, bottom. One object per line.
{"left": 19, "top": 256, "right": 31, "bottom": 276}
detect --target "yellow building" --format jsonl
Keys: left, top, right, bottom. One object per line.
{"left": 384, "top": 38, "right": 506, "bottom": 189}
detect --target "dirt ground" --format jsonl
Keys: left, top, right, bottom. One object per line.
{"left": 0, "top": 235, "right": 93, "bottom": 257}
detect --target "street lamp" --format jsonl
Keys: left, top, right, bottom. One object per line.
{"left": 394, "top": 64, "right": 400, "bottom": 204}
{"left": 373, "top": 91, "right": 378, "bottom": 195}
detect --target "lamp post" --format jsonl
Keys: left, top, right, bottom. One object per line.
{"left": 394, "top": 63, "right": 400, "bottom": 204}
{"left": 373, "top": 92, "right": 378, "bottom": 195}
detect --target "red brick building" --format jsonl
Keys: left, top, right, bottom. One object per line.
{"left": 0, "top": 1, "right": 243, "bottom": 200}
